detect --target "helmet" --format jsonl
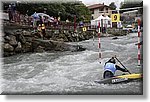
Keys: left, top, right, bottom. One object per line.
{"left": 108, "top": 57, "right": 116, "bottom": 64}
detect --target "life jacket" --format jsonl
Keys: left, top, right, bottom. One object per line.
{"left": 41, "top": 24, "right": 45, "bottom": 30}
{"left": 104, "top": 62, "right": 116, "bottom": 75}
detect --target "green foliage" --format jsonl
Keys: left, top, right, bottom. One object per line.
{"left": 109, "top": 2, "right": 117, "bottom": 10}
{"left": 3, "top": 2, "right": 91, "bottom": 23}
{"left": 120, "top": 1, "right": 143, "bottom": 13}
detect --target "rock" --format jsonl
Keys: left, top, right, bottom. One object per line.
{"left": 18, "top": 34, "right": 26, "bottom": 44}
{"left": 112, "top": 37, "right": 118, "bottom": 40}
{"left": 70, "top": 45, "right": 86, "bottom": 52}
{"left": 24, "top": 37, "right": 32, "bottom": 42}
{"left": 15, "top": 42, "right": 22, "bottom": 52}
{"left": 77, "top": 45, "right": 86, "bottom": 51}
{"left": 3, "top": 25, "right": 94, "bottom": 57}
{"left": 4, "top": 36, "right": 11, "bottom": 41}
{"left": 9, "top": 35, "right": 18, "bottom": 47}
{"left": 34, "top": 46, "right": 45, "bottom": 52}
{"left": 22, "top": 42, "right": 32, "bottom": 52}
{"left": 3, "top": 43, "right": 14, "bottom": 52}
{"left": 32, "top": 39, "right": 54, "bottom": 51}
{"left": 3, "top": 52, "right": 14, "bottom": 57}
{"left": 4, "top": 31, "right": 14, "bottom": 36}
{"left": 22, "top": 30, "right": 32, "bottom": 37}
{"left": 107, "top": 28, "right": 127, "bottom": 36}
{"left": 45, "top": 31, "right": 52, "bottom": 38}
{"left": 55, "top": 42, "right": 69, "bottom": 51}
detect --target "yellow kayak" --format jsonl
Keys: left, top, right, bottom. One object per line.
{"left": 115, "top": 74, "right": 143, "bottom": 79}
{"left": 95, "top": 73, "right": 143, "bottom": 84}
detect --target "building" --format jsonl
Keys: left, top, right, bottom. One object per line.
{"left": 87, "top": 3, "right": 112, "bottom": 20}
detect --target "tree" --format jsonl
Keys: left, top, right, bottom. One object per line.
{"left": 120, "top": 1, "right": 143, "bottom": 13}
{"left": 109, "top": 2, "right": 117, "bottom": 10}
{"left": 3, "top": 2, "right": 91, "bottom": 23}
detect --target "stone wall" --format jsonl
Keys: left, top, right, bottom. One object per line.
{"left": 2, "top": 29, "right": 94, "bottom": 57}
{"left": 2, "top": 25, "right": 128, "bottom": 57}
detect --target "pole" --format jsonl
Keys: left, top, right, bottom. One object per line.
{"left": 98, "top": 21, "right": 101, "bottom": 63}
{"left": 74, "top": 15, "right": 76, "bottom": 32}
{"left": 105, "top": 19, "right": 107, "bottom": 34}
{"left": 138, "top": 19, "right": 141, "bottom": 66}
{"left": 93, "top": 31, "right": 95, "bottom": 46}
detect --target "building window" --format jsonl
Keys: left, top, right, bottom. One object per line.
{"left": 108, "top": 21, "right": 111, "bottom": 25}
{"left": 91, "top": 10, "right": 94, "bottom": 14}
{"left": 106, "top": 8, "right": 108, "bottom": 13}
{"left": 99, "top": 8, "right": 103, "bottom": 11}
{"left": 91, "top": 16, "right": 94, "bottom": 20}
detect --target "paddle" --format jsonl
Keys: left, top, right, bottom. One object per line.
{"left": 114, "top": 56, "right": 131, "bottom": 74}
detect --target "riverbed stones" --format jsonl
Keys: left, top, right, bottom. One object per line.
{"left": 22, "top": 42, "right": 32, "bottom": 52}
{"left": 34, "top": 46, "right": 45, "bottom": 52}
{"left": 15, "top": 42, "right": 22, "bottom": 52}
{"left": 3, "top": 43, "right": 14, "bottom": 52}
{"left": 8, "top": 35, "right": 18, "bottom": 47}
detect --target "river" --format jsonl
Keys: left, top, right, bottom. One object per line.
{"left": 1, "top": 33, "right": 143, "bottom": 95}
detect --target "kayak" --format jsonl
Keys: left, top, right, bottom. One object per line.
{"left": 95, "top": 74, "right": 143, "bottom": 84}
{"left": 115, "top": 74, "right": 142, "bottom": 79}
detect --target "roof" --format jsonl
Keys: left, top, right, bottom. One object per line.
{"left": 87, "top": 3, "right": 111, "bottom": 10}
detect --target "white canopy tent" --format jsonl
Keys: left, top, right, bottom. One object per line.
{"left": 91, "top": 15, "right": 112, "bottom": 28}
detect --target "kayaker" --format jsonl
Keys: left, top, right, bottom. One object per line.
{"left": 103, "top": 57, "right": 129, "bottom": 79}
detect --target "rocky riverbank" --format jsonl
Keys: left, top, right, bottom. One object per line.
{"left": 2, "top": 24, "right": 128, "bottom": 57}
{"left": 2, "top": 29, "right": 94, "bottom": 57}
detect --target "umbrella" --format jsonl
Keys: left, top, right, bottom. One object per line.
{"left": 31, "top": 13, "right": 54, "bottom": 22}
{"left": 36, "top": 13, "right": 50, "bottom": 18}
{"left": 31, "top": 12, "right": 40, "bottom": 19}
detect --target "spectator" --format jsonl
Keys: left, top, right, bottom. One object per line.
{"left": 7, "top": 5, "right": 13, "bottom": 22}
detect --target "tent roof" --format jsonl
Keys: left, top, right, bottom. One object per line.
{"left": 94, "top": 15, "right": 111, "bottom": 21}
{"left": 95, "top": 15, "right": 105, "bottom": 21}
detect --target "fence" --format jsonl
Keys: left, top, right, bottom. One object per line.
{"left": 2, "top": 11, "right": 92, "bottom": 32}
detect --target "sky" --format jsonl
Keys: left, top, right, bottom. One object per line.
{"left": 79, "top": 0, "right": 124, "bottom": 9}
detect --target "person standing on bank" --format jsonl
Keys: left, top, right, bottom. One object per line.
{"left": 103, "top": 57, "right": 129, "bottom": 79}
{"left": 38, "top": 16, "right": 46, "bottom": 39}
{"left": 41, "top": 24, "right": 46, "bottom": 39}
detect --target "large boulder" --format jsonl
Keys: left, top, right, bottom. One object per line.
{"left": 34, "top": 46, "right": 45, "bottom": 52}
{"left": 8, "top": 35, "right": 18, "bottom": 47}
{"left": 22, "top": 30, "right": 32, "bottom": 37}
{"left": 22, "top": 42, "right": 32, "bottom": 52}
{"left": 4, "top": 31, "right": 14, "bottom": 36}
{"left": 18, "top": 34, "right": 26, "bottom": 44}
{"left": 24, "top": 37, "right": 33, "bottom": 42}
{"left": 54, "top": 41, "right": 70, "bottom": 51}
{"left": 32, "top": 39, "right": 55, "bottom": 51}
{"left": 3, "top": 43, "right": 14, "bottom": 52}
{"left": 15, "top": 42, "right": 22, "bottom": 52}
{"left": 69, "top": 45, "right": 86, "bottom": 52}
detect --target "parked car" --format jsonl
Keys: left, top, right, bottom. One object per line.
{"left": 123, "top": 25, "right": 137, "bottom": 33}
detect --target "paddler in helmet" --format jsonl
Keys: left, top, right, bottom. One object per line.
{"left": 103, "top": 57, "right": 129, "bottom": 79}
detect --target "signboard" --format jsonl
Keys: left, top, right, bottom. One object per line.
{"left": 111, "top": 14, "right": 120, "bottom": 22}
{"left": 82, "top": 27, "right": 87, "bottom": 32}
